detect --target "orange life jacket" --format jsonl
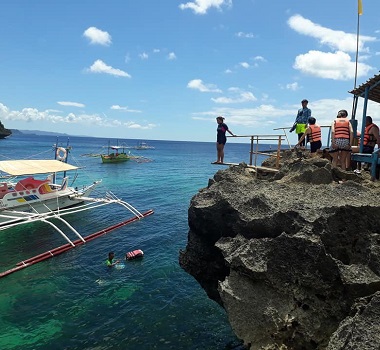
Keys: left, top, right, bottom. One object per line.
{"left": 363, "top": 123, "right": 378, "bottom": 146}
{"left": 334, "top": 118, "right": 350, "bottom": 139}
{"left": 308, "top": 124, "right": 321, "bottom": 142}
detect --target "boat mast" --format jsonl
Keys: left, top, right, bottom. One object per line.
{"left": 63, "top": 137, "right": 70, "bottom": 178}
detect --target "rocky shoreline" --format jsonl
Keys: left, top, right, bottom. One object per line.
{"left": 179, "top": 151, "right": 380, "bottom": 349}
{"left": 0, "top": 120, "right": 12, "bottom": 138}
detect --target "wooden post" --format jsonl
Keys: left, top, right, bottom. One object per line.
{"left": 371, "top": 151, "right": 379, "bottom": 181}
{"left": 249, "top": 136, "right": 254, "bottom": 166}
{"left": 276, "top": 136, "right": 282, "bottom": 168}
{"left": 254, "top": 136, "right": 259, "bottom": 167}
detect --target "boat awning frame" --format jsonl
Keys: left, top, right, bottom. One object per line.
{"left": 0, "top": 160, "right": 78, "bottom": 176}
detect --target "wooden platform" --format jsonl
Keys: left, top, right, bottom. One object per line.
{"left": 211, "top": 162, "right": 279, "bottom": 173}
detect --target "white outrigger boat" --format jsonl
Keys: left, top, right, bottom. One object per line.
{"left": 0, "top": 159, "right": 98, "bottom": 221}
{"left": 0, "top": 144, "right": 153, "bottom": 278}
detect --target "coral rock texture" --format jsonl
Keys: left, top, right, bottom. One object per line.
{"left": 179, "top": 153, "right": 380, "bottom": 349}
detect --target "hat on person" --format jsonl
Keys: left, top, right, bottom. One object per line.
{"left": 216, "top": 116, "right": 225, "bottom": 120}
{"left": 301, "top": 99, "right": 308, "bottom": 103}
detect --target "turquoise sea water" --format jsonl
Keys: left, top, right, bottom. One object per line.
{"left": 0, "top": 135, "right": 269, "bottom": 350}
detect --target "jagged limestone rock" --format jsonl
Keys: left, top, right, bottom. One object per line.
{"left": 179, "top": 155, "right": 380, "bottom": 349}
{"left": 327, "top": 292, "right": 380, "bottom": 350}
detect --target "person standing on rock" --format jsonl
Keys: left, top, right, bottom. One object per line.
{"left": 215, "top": 116, "right": 236, "bottom": 164}
{"left": 290, "top": 99, "right": 311, "bottom": 148}
{"left": 329, "top": 109, "right": 353, "bottom": 169}
{"left": 294, "top": 117, "right": 322, "bottom": 157}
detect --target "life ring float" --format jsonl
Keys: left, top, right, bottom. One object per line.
{"left": 56, "top": 147, "right": 67, "bottom": 161}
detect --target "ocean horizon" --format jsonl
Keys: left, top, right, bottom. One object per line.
{"left": 0, "top": 134, "right": 273, "bottom": 349}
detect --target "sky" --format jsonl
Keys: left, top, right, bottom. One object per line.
{"left": 1, "top": 0, "right": 380, "bottom": 143}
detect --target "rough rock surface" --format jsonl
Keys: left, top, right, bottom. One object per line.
{"left": 179, "top": 151, "right": 380, "bottom": 349}
{"left": 0, "top": 120, "right": 12, "bottom": 138}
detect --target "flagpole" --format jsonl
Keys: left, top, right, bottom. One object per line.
{"left": 353, "top": 10, "right": 360, "bottom": 89}
{"left": 351, "top": 0, "right": 362, "bottom": 122}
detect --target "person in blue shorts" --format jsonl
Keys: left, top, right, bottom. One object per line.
{"left": 215, "top": 116, "right": 235, "bottom": 164}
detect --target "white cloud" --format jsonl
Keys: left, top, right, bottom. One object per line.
{"left": 288, "top": 14, "right": 376, "bottom": 53}
{"left": 124, "top": 122, "right": 156, "bottom": 129}
{"left": 87, "top": 59, "right": 131, "bottom": 78}
{"left": 240, "top": 62, "right": 250, "bottom": 69}
{"left": 153, "top": 48, "right": 160, "bottom": 53}
{"left": 0, "top": 102, "right": 155, "bottom": 129}
{"left": 236, "top": 32, "right": 255, "bottom": 38}
{"left": 192, "top": 104, "right": 293, "bottom": 127}
{"left": 187, "top": 79, "right": 222, "bottom": 93}
{"left": 294, "top": 50, "right": 373, "bottom": 80}
{"left": 167, "top": 52, "right": 177, "bottom": 60}
{"left": 224, "top": 69, "right": 233, "bottom": 74}
{"left": 57, "top": 101, "right": 85, "bottom": 108}
{"left": 179, "top": 0, "right": 232, "bottom": 15}
{"left": 285, "top": 82, "right": 299, "bottom": 91}
{"left": 191, "top": 97, "right": 380, "bottom": 133}
{"left": 253, "top": 56, "right": 266, "bottom": 62}
{"left": 111, "top": 105, "right": 142, "bottom": 113}
{"left": 83, "top": 27, "right": 112, "bottom": 46}
{"left": 139, "top": 52, "right": 149, "bottom": 60}
{"left": 211, "top": 89, "right": 257, "bottom": 104}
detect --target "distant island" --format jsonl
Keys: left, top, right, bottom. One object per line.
{"left": 0, "top": 118, "right": 70, "bottom": 138}
{"left": 0, "top": 121, "right": 12, "bottom": 139}
{"left": 11, "top": 129, "right": 70, "bottom": 137}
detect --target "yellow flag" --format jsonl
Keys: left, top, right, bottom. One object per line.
{"left": 358, "top": 0, "right": 363, "bottom": 15}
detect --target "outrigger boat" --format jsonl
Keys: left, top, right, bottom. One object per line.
{"left": 133, "top": 141, "right": 155, "bottom": 150}
{"left": 0, "top": 143, "right": 153, "bottom": 278}
{"left": 101, "top": 143, "right": 131, "bottom": 163}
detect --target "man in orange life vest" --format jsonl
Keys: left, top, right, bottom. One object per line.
{"left": 362, "top": 116, "right": 380, "bottom": 154}
{"left": 295, "top": 117, "right": 322, "bottom": 157}
{"left": 329, "top": 109, "right": 353, "bottom": 169}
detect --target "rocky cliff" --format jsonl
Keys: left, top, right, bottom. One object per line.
{"left": 179, "top": 151, "right": 380, "bottom": 349}
{"left": 0, "top": 120, "right": 12, "bottom": 138}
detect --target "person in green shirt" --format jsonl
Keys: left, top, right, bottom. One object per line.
{"left": 105, "top": 252, "right": 119, "bottom": 267}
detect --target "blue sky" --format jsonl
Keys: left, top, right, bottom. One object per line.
{"left": 0, "top": 0, "right": 379, "bottom": 143}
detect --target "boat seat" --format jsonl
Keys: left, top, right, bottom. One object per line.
{"left": 39, "top": 183, "right": 54, "bottom": 194}
{"left": 15, "top": 177, "right": 49, "bottom": 191}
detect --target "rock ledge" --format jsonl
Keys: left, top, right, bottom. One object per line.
{"left": 180, "top": 152, "right": 380, "bottom": 349}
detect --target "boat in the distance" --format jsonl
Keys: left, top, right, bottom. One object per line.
{"left": 101, "top": 143, "right": 131, "bottom": 163}
{"left": 133, "top": 141, "right": 155, "bottom": 150}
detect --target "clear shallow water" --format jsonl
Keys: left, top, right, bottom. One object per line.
{"left": 0, "top": 135, "right": 269, "bottom": 350}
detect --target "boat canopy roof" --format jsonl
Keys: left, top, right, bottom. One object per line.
{"left": 0, "top": 160, "right": 78, "bottom": 176}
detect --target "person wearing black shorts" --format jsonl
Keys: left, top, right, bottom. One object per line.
{"left": 215, "top": 116, "right": 235, "bottom": 163}
{"left": 295, "top": 117, "right": 322, "bottom": 157}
